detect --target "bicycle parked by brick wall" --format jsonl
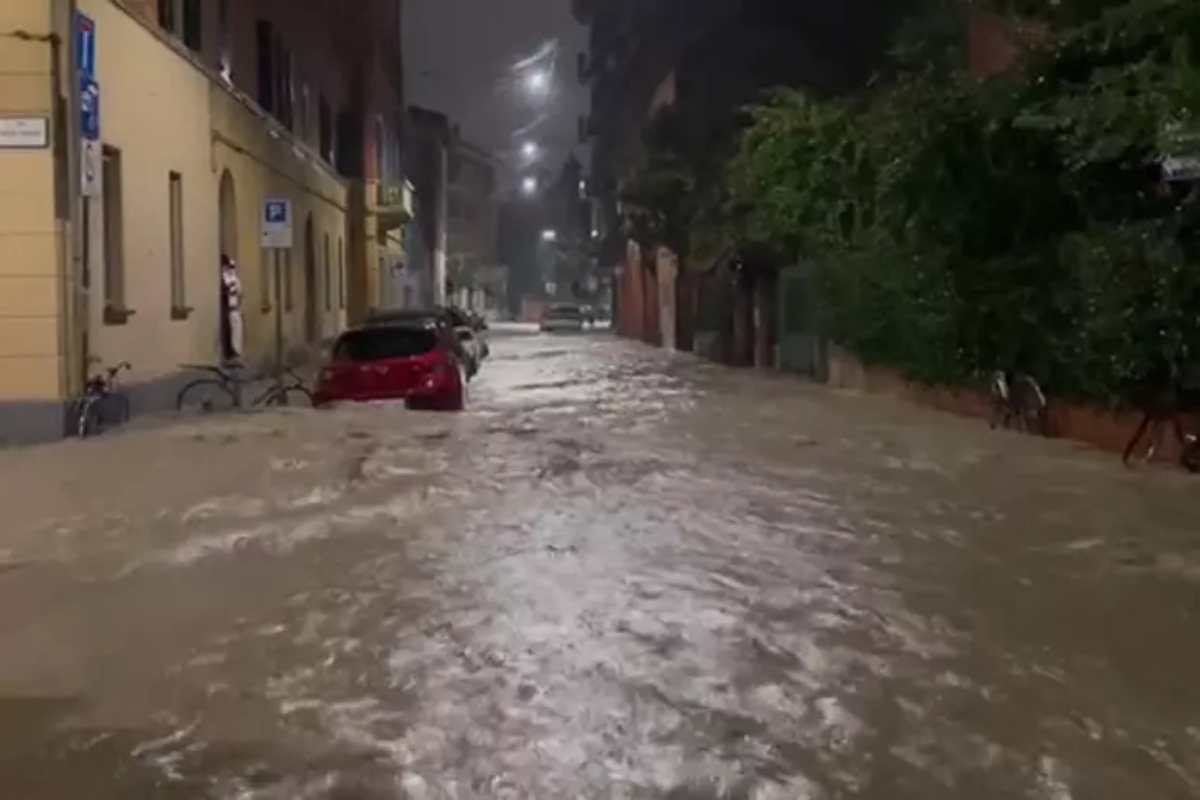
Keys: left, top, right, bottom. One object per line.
{"left": 1122, "top": 369, "right": 1200, "bottom": 472}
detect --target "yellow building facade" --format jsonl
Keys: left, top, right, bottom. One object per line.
{"left": 0, "top": 0, "right": 69, "bottom": 442}
{"left": 0, "top": 0, "right": 409, "bottom": 443}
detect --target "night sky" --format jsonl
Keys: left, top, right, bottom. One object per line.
{"left": 404, "top": 0, "right": 591, "bottom": 186}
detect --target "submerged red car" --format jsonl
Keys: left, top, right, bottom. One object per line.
{"left": 314, "top": 321, "right": 468, "bottom": 411}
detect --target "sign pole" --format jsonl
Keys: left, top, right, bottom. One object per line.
{"left": 274, "top": 251, "right": 284, "bottom": 379}
{"left": 261, "top": 197, "right": 293, "bottom": 381}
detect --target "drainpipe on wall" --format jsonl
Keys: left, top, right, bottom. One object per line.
{"left": 41, "top": 0, "right": 85, "bottom": 411}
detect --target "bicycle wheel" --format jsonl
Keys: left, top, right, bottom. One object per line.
{"left": 1181, "top": 436, "right": 1200, "bottom": 474}
{"left": 76, "top": 398, "right": 102, "bottom": 438}
{"left": 1123, "top": 414, "right": 1162, "bottom": 467}
{"left": 261, "top": 386, "right": 313, "bottom": 408}
{"left": 177, "top": 379, "right": 237, "bottom": 415}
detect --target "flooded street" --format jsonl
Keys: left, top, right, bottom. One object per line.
{"left": 1, "top": 329, "right": 1198, "bottom": 799}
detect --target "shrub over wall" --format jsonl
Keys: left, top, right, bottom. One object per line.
{"left": 729, "top": 0, "right": 1200, "bottom": 405}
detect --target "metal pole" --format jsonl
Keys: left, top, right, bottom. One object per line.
{"left": 274, "top": 250, "right": 284, "bottom": 377}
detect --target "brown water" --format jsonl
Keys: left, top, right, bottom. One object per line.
{"left": 1, "top": 329, "right": 1198, "bottom": 799}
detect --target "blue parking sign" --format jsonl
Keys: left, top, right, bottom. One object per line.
{"left": 261, "top": 198, "right": 293, "bottom": 248}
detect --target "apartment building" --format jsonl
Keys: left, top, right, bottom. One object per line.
{"left": 446, "top": 138, "right": 500, "bottom": 312}
{"left": 0, "top": 0, "right": 410, "bottom": 443}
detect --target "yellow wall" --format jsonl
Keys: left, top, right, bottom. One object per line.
{"left": 0, "top": 0, "right": 62, "bottom": 402}
{"left": 80, "top": 0, "right": 348, "bottom": 383}
{"left": 81, "top": 0, "right": 217, "bottom": 378}
{"left": 209, "top": 87, "right": 349, "bottom": 364}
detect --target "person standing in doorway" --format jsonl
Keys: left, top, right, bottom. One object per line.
{"left": 220, "top": 254, "right": 244, "bottom": 365}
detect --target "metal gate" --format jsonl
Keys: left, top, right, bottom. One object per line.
{"left": 777, "top": 263, "right": 826, "bottom": 379}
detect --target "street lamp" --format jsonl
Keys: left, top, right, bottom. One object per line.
{"left": 522, "top": 141, "right": 539, "bottom": 160}
{"left": 521, "top": 176, "right": 539, "bottom": 196}
{"left": 526, "top": 70, "right": 549, "bottom": 95}
{"left": 541, "top": 229, "right": 558, "bottom": 242}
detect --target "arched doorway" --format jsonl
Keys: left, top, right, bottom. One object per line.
{"left": 219, "top": 171, "right": 237, "bottom": 260}
{"left": 218, "top": 172, "right": 238, "bottom": 356}
{"left": 304, "top": 215, "right": 319, "bottom": 344}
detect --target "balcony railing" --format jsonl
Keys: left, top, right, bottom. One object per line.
{"left": 377, "top": 179, "right": 415, "bottom": 231}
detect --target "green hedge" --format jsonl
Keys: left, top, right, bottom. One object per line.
{"left": 729, "top": 0, "right": 1200, "bottom": 405}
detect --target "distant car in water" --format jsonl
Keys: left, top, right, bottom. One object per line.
{"left": 540, "top": 303, "right": 586, "bottom": 333}
{"left": 314, "top": 321, "right": 468, "bottom": 411}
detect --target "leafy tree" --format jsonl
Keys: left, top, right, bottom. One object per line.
{"left": 727, "top": 0, "right": 1200, "bottom": 403}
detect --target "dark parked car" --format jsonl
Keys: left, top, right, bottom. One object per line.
{"left": 314, "top": 321, "right": 468, "bottom": 411}
{"left": 368, "top": 306, "right": 489, "bottom": 364}
{"left": 540, "top": 304, "right": 585, "bottom": 333}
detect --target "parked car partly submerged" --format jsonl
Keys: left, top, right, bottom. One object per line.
{"left": 540, "top": 303, "right": 586, "bottom": 333}
{"left": 314, "top": 319, "right": 468, "bottom": 411}
{"left": 368, "top": 306, "right": 489, "bottom": 365}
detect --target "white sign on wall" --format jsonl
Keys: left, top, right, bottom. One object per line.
{"left": 261, "top": 197, "right": 293, "bottom": 249}
{"left": 0, "top": 117, "right": 49, "bottom": 149}
{"left": 81, "top": 139, "right": 101, "bottom": 197}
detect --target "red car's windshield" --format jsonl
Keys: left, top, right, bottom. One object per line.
{"left": 334, "top": 328, "right": 439, "bottom": 362}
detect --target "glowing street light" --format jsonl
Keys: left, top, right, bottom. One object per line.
{"left": 522, "top": 141, "right": 540, "bottom": 160}
{"left": 521, "top": 176, "right": 539, "bottom": 195}
{"left": 526, "top": 70, "right": 550, "bottom": 95}
{"left": 541, "top": 229, "right": 558, "bottom": 242}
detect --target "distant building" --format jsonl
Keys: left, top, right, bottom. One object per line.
{"left": 406, "top": 106, "right": 453, "bottom": 309}
{"left": 0, "top": 0, "right": 413, "bottom": 442}
{"left": 573, "top": 0, "right": 903, "bottom": 354}
{"left": 446, "top": 138, "right": 501, "bottom": 312}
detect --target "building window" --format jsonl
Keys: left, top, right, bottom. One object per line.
{"left": 256, "top": 20, "right": 274, "bottom": 112}
{"left": 338, "top": 238, "right": 345, "bottom": 309}
{"left": 323, "top": 234, "right": 332, "bottom": 311}
{"left": 168, "top": 172, "right": 189, "bottom": 319}
{"left": 182, "top": 0, "right": 202, "bottom": 52}
{"left": 218, "top": 0, "right": 232, "bottom": 82}
{"left": 277, "top": 46, "right": 294, "bottom": 129}
{"left": 101, "top": 145, "right": 130, "bottom": 324}
{"left": 318, "top": 95, "right": 333, "bottom": 163}
{"left": 298, "top": 83, "right": 310, "bottom": 142}
{"left": 157, "top": 0, "right": 175, "bottom": 32}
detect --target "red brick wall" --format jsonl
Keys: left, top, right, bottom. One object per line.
{"left": 968, "top": 8, "right": 1051, "bottom": 79}
{"left": 827, "top": 346, "right": 1199, "bottom": 461}
{"left": 617, "top": 245, "right": 645, "bottom": 340}
{"left": 643, "top": 262, "right": 660, "bottom": 346}
{"left": 968, "top": 10, "right": 1021, "bottom": 78}
{"left": 616, "top": 242, "right": 663, "bottom": 345}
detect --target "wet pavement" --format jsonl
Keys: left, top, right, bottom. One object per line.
{"left": 1, "top": 328, "right": 1199, "bottom": 799}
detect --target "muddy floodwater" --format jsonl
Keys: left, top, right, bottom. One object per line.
{"left": 1, "top": 329, "right": 1198, "bottom": 799}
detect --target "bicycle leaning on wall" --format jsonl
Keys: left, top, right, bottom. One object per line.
{"left": 74, "top": 361, "right": 132, "bottom": 438}
{"left": 1122, "top": 376, "right": 1200, "bottom": 472}
{"left": 175, "top": 363, "right": 313, "bottom": 415}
